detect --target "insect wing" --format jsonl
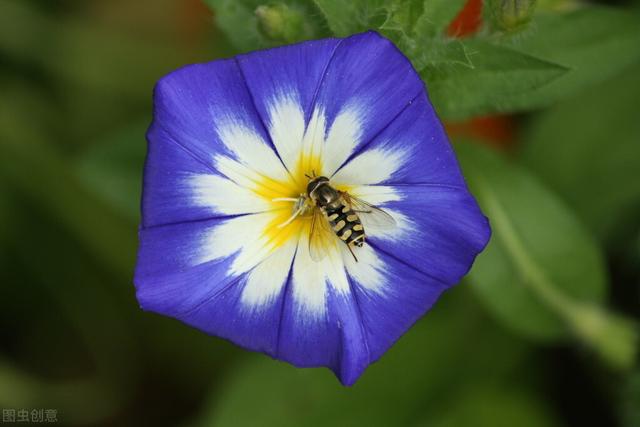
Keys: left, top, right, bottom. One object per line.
{"left": 308, "top": 207, "right": 333, "bottom": 262}
{"left": 341, "top": 192, "right": 396, "bottom": 230}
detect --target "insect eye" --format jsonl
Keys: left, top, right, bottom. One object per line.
{"left": 306, "top": 181, "right": 316, "bottom": 195}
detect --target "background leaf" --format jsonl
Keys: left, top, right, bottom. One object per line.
{"left": 457, "top": 142, "right": 637, "bottom": 369}
{"left": 455, "top": 142, "right": 607, "bottom": 340}
{"left": 415, "top": 0, "right": 467, "bottom": 36}
{"left": 493, "top": 6, "right": 640, "bottom": 112}
{"left": 0, "top": 84, "right": 136, "bottom": 279}
{"left": 419, "top": 385, "right": 562, "bottom": 427}
{"left": 424, "top": 40, "right": 567, "bottom": 119}
{"left": 425, "top": 5, "right": 640, "bottom": 119}
{"left": 205, "top": 0, "right": 265, "bottom": 51}
{"left": 0, "top": 0, "right": 200, "bottom": 99}
{"left": 622, "top": 369, "right": 640, "bottom": 427}
{"left": 312, "top": 0, "right": 387, "bottom": 36}
{"left": 519, "top": 61, "right": 640, "bottom": 245}
{"left": 76, "top": 121, "right": 148, "bottom": 221}
{"left": 205, "top": 0, "right": 329, "bottom": 50}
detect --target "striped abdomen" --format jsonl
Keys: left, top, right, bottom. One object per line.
{"left": 325, "top": 204, "right": 365, "bottom": 247}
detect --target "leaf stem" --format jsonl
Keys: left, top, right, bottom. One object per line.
{"left": 480, "top": 179, "right": 638, "bottom": 370}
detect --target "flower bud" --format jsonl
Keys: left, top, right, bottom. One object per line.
{"left": 488, "top": 0, "right": 537, "bottom": 32}
{"left": 255, "top": 3, "right": 308, "bottom": 43}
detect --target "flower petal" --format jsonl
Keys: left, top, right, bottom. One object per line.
{"left": 137, "top": 32, "right": 491, "bottom": 387}
{"left": 276, "top": 233, "right": 464, "bottom": 385}
{"left": 187, "top": 172, "right": 272, "bottom": 216}
{"left": 344, "top": 246, "right": 450, "bottom": 363}
{"left": 332, "top": 93, "right": 466, "bottom": 187}
{"left": 135, "top": 215, "right": 299, "bottom": 355}
{"left": 276, "top": 235, "right": 369, "bottom": 385}
{"left": 236, "top": 38, "right": 341, "bottom": 172}
{"left": 135, "top": 217, "right": 242, "bottom": 315}
{"left": 365, "top": 185, "right": 490, "bottom": 285}
{"left": 143, "top": 58, "right": 291, "bottom": 227}
{"left": 332, "top": 184, "right": 489, "bottom": 372}
{"left": 141, "top": 124, "right": 244, "bottom": 228}
{"left": 237, "top": 32, "right": 423, "bottom": 177}
{"left": 313, "top": 32, "right": 424, "bottom": 175}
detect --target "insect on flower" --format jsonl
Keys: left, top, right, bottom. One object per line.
{"left": 134, "top": 31, "right": 491, "bottom": 385}
{"left": 274, "top": 171, "right": 396, "bottom": 262}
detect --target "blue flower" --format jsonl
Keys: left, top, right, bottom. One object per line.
{"left": 134, "top": 31, "right": 490, "bottom": 385}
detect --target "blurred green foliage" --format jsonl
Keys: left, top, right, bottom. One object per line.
{"left": 1, "top": 0, "right": 639, "bottom": 426}
{"left": 457, "top": 143, "right": 608, "bottom": 340}
{"left": 521, "top": 61, "right": 640, "bottom": 246}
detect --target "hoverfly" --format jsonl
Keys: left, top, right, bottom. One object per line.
{"left": 274, "top": 173, "right": 396, "bottom": 262}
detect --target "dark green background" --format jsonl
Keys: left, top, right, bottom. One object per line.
{"left": 1, "top": 0, "right": 638, "bottom": 426}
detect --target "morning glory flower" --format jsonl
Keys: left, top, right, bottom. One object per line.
{"left": 134, "top": 31, "right": 490, "bottom": 385}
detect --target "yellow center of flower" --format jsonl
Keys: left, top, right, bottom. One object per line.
{"left": 250, "top": 153, "right": 346, "bottom": 254}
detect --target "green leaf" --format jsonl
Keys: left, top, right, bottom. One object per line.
{"left": 312, "top": 0, "right": 387, "bottom": 37}
{"left": 424, "top": 40, "right": 568, "bottom": 119}
{"left": 535, "top": 0, "right": 580, "bottom": 11}
{"left": 255, "top": 3, "right": 314, "bottom": 43}
{"left": 456, "top": 142, "right": 637, "bottom": 369}
{"left": 208, "top": 0, "right": 474, "bottom": 99}
{"left": 0, "top": 0, "right": 201, "bottom": 99}
{"left": 206, "top": 0, "right": 329, "bottom": 51}
{"left": 520, "top": 61, "right": 640, "bottom": 244}
{"left": 622, "top": 369, "right": 640, "bottom": 427}
{"left": 424, "top": 6, "right": 640, "bottom": 118}
{"left": 495, "top": 6, "right": 640, "bottom": 111}
{"left": 399, "top": 31, "right": 472, "bottom": 72}
{"left": 420, "top": 385, "right": 562, "bottom": 427}
{"left": 76, "top": 121, "right": 148, "bottom": 221}
{"left": 381, "top": 1, "right": 472, "bottom": 71}
{"left": 378, "top": 0, "right": 466, "bottom": 38}
{"left": 376, "top": 0, "right": 423, "bottom": 35}
{"left": 205, "top": 0, "right": 265, "bottom": 51}
{"left": 0, "top": 182, "right": 8, "bottom": 244}
{"left": 486, "top": 0, "right": 537, "bottom": 33}
{"left": 415, "top": 0, "right": 467, "bottom": 37}
{"left": 457, "top": 142, "right": 605, "bottom": 338}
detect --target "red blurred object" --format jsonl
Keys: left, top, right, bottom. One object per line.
{"left": 447, "top": 0, "right": 483, "bottom": 38}
{"left": 446, "top": 115, "right": 516, "bottom": 149}
{"left": 178, "top": 0, "right": 213, "bottom": 44}
{"left": 445, "top": 1, "right": 517, "bottom": 149}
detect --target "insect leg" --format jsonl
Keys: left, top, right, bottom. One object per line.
{"left": 346, "top": 244, "right": 358, "bottom": 262}
{"left": 277, "top": 203, "right": 306, "bottom": 228}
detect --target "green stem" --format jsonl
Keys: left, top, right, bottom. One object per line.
{"left": 481, "top": 180, "right": 637, "bottom": 370}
